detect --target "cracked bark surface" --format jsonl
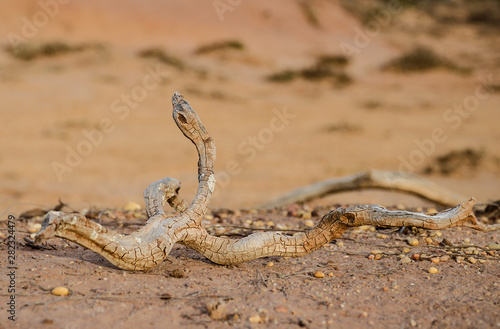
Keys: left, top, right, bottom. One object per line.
{"left": 35, "top": 93, "right": 499, "bottom": 271}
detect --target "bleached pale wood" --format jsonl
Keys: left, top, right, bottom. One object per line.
{"left": 34, "top": 93, "right": 498, "bottom": 271}
{"left": 259, "top": 170, "right": 466, "bottom": 209}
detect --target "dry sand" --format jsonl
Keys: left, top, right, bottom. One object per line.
{"left": 0, "top": 1, "right": 499, "bottom": 328}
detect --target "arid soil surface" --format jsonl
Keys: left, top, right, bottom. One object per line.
{"left": 1, "top": 205, "right": 500, "bottom": 329}
{"left": 1, "top": 0, "right": 500, "bottom": 328}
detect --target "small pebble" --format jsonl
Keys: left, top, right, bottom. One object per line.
{"left": 286, "top": 204, "right": 300, "bottom": 213}
{"left": 304, "top": 219, "right": 315, "bottom": 228}
{"left": 441, "top": 238, "right": 454, "bottom": 246}
{"left": 487, "top": 243, "right": 500, "bottom": 250}
{"left": 480, "top": 216, "right": 489, "bottom": 223}
{"left": 410, "top": 319, "right": 417, "bottom": 327}
{"left": 336, "top": 241, "right": 344, "bottom": 247}
{"left": 401, "top": 257, "right": 411, "bottom": 264}
{"left": 427, "top": 208, "right": 438, "bottom": 214}
{"left": 249, "top": 315, "right": 261, "bottom": 323}
{"left": 206, "top": 300, "right": 227, "bottom": 320}
{"left": 468, "top": 257, "right": 477, "bottom": 264}
{"left": 170, "top": 269, "right": 185, "bottom": 278}
{"left": 368, "top": 254, "right": 375, "bottom": 260}
{"left": 407, "top": 238, "right": 419, "bottom": 246}
{"left": 410, "top": 254, "right": 420, "bottom": 261}
{"left": 204, "top": 215, "right": 214, "bottom": 220}
{"left": 402, "top": 247, "right": 410, "bottom": 253}
{"left": 376, "top": 234, "right": 388, "bottom": 239}
{"left": 215, "top": 227, "right": 226, "bottom": 235}
{"left": 123, "top": 201, "right": 141, "bottom": 211}
{"left": 299, "top": 210, "right": 312, "bottom": 219}
{"left": 51, "top": 286, "right": 69, "bottom": 296}
{"left": 314, "top": 271, "right": 325, "bottom": 278}
{"left": 463, "top": 238, "right": 471, "bottom": 244}
{"left": 370, "top": 250, "right": 383, "bottom": 255}
{"left": 431, "top": 257, "right": 440, "bottom": 264}
{"left": 428, "top": 267, "right": 439, "bottom": 274}
{"left": 465, "top": 247, "right": 477, "bottom": 255}
{"left": 274, "top": 306, "right": 288, "bottom": 313}
{"left": 455, "top": 256, "right": 465, "bottom": 263}
{"left": 374, "top": 254, "right": 382, "bottom": 260}
{"left": 253, "top": 220, "right": 265, "bottom": 227}
{"left": 425, "top": 237, "right": 433, "bottom": 245}
{"left": 28, "top": 223, "right": 42, "bottom": 233}
{"left": 266, "top": 262, "right": 274, "bottom": 267}
{"left": 328, "top": 272, "right": 334, "bottom": 277}
{"left": 440, "top": 255, "right": 451, "bottom": 262}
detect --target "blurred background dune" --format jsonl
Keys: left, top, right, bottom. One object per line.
{"left": 1, "top": 0, "right": 499, "bottom": 214}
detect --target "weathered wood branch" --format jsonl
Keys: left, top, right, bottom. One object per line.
{"left": 259, "top": 169, "right": 467, "bottom": 209}
{"left": 34, "top": 93, "right": 498, "bottom": 271}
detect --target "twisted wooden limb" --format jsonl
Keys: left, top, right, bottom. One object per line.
{"left": 337, "top": 198, "right": 498, "bottom": 232}
{"left": 143, "top": 178, "right": 188, "bottom": 216}
{"left": 259, "top": 169, "right": 467, "bottom": 209}
{"left": 35, "top": 93, "right": 498, "bottom": 271}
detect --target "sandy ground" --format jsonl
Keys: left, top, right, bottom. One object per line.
{"left": 1, "top": 206, "right": 499, "bottom": 329}
{"left": 0, "top": 0, "right": 499, "bottom": 328}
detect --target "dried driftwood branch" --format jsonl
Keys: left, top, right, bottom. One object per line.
{"left": 35, "top": 93, "right": 498, "bottom": 271}
{"left": 259, "top": 170, "right": 467, "bottom": 209}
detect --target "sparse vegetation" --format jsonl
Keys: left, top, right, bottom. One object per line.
{"left": 316, "top": 54, "right": 350, "bottom": 67}
{"left": 195, "top": 40, "right": 245, "bottom": 55}
{"left": 138, "top": 48, "right": 185, "bottom": 70}
{"left": 298, "top": 1, "right": 320, "bottom": 28}
{"left": 362, "top": 100, "right": 382, "bottom": 110}
{"left": 5, "top": 41, "right": 102, "bottom": 61}
{"left": 467, "top": 4, "right": 500, "bottom": 29}
{"left": 423, "top": 148, "right": 484, "bottom": 176}
{"left": 383, "top": 47, "right": 470, "bottom": 74}
{"left": 341, "top": 0, "right": 500, "bottom": 30}
{"left": 486, "top": 84, "right": 500, "bottom": 93}
{"left": 324, "top": 122, "right": 362, "bottom": 133}
{"left": 267, "top": 70, "right": 297, "bottom": 83}
{"left": 268, "top": 54, "right": 353, "bottom": 87}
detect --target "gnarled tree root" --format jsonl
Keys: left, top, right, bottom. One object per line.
{"left": 259, "top": 169, "right": 467, "bottom": 209}
{"left": 35, "top": 93, "right": 499, "bottom": 271}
